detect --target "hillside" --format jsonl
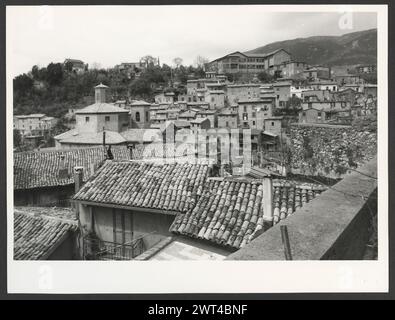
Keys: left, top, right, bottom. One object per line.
{"left": 13, "top": 63, "right": 201, "bottom": 118}
{"left": 246, "top": 28, "right": 377, "bottom": 66}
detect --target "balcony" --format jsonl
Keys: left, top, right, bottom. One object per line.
{"left": 83, "top": 235, "right": 147, "bottom": 260}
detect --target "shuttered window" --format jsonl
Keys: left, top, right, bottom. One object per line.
{"left": 113, "top": 209, "right": 133, "bottom": 245}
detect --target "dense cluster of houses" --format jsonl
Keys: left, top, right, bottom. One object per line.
{"left": 13, "top": 113, "right": 58, "bottom": 148}
{"left": 13, "top": 48, "right": 377, "bottom": 261}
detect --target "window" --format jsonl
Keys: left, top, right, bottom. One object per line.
{"left": 302, "top": 111, "right": 306, "bottom": 116}
{"left": 271, "top": 122, "right": 274, "bottom": 126}
{"left": 146, "top": 111, "right": 149, "bottom": 120}
{"left": 135, "top": 112, "right": 140, "bottom": 122}
{"left": 252, "top": 121, "right": 256, "bottom": 126}
{"left": 105, "top": 116, "right": 110, "bottom": 122}
{"left": 243, "top": 106, "right": 247, "bottom": 112}
{"left": 252, "top": 112, "right": 256, "bottom": 118}
{"left": 85, "top": 116, "right": 90, "bottom": 122}
{"left": 112, "top": 209, "right": 133, "bottom": 245}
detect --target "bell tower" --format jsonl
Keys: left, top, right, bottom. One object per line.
{"left": 95, "top": 83, "right": 108, "bottom": 103}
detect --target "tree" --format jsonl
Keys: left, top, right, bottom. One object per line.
{"left": 194, "top": 55, "right": 209, "bottom": 68}
{"left": 257, "top": 71, "right": 274, "bottom": 83}
{"left": 46, "top": 63, "right": 63, "bottom": 85}
{"left": 13, "top": 74, "right": 33, "bottom": 95}
{"left": 195, "top": 67, "right": 206, "bottom": 79}
{"left": 225, "top": 73, "right": 234, "bottom": 82}
{"left": 288, "top": 96, "right": 302, "bottom": 111}
{"left": 129, "top": 78, "right": 152, "bottom": 98}
{"left": 140, "top": 55, "right": 158, "bottom": 68}
{"left": 31, "top": 65, "right": 40, "bottom": 79}
{"left": 13, "top": 129, "right": 22, "bottom": 147}
{"left": 64, "top": 61, "right": 74, "bottom": 72}
{"left": 52, "top": 117, "right": 69, "bottom": 136}
{"left": 172, "top": 57, "right": 183, "bottom": 69}
{"left": 90, "top": 62, "right": 102, "bottom": 70}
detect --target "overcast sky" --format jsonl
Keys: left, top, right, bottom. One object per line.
{"left": 7, "top": 6, "right": 377, "bottom": 77}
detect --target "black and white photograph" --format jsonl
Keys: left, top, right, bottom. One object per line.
{"left": 5, "top": 3, "right": 388, "bottom": 294}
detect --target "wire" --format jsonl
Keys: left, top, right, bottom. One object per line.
{"left": 301, "top": 175, "right": 376, "bottom": 201}
{"left": 338, "top": 166, "right": 378, "bottom": 180}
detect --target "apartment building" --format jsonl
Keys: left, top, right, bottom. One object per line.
{"left": 14, "top": 114, "right": 57, "bottom": 136}
{"left": 238, "top": 98, "right": 274, "bottom": 129}
{"left": 272, "top": 81, "right": 292, "bottom": 109}
{"left": 226, "top": 83, "right": 261, "bottom": 105}
{"left": 207, "top": 49, "right": 291, "bottom": 75}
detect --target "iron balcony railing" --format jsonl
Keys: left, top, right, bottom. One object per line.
{"left": 83, "top": 232, "right": 156, "bottom": 260}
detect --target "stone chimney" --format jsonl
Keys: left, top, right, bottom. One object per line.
{"left": 74, "top": 166, "right": 84, "bottom": 193}
{"left": 94, "top": 83, "right": 108, "bottom": 103}
{"left": 261, "top": 176, "right": 273, "bottom": 225}
{"left": 58, "top": 154, "right": 69, "bottom": 179}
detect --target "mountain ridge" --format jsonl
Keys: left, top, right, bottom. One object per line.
{"left": 246, "top": 28, "right": 377, "bottom": 66}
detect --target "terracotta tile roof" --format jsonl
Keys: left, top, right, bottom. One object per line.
{"left": 95, "top": 83, "right": 108, "bottom": 88}
{"left": 191, "top": 117, "right": 210, "bottom": 124}
{"left": 14, "top": 207, "right": 77, "bottom": 260}
{"left": 179, "top": 111, "right": 197, "bottom": 118}
{"left": 73, "top": 161, "right": 210, "bottom": 213}
{"left": 130, "top": 143, "right": 196, "bottom": 160}
{"left": 120, "top": 128, "right": 162, "bottom": 143}
{"left": 169, "top": 178, "right": 325, "bottom": 249}
{"left": 14, "top": 146, "right": 130, "bottom": 190}
{"left": 57, "top": 130, "right": 127, "bottom": 145}
{"left": 14, "top": 113, "right": 46, "bottom": 119}
{"left": 75, "top": 103, "right": 129, "bottom": 114}
{"left": 130, "top": 100, "right": 151, "bottom": 106}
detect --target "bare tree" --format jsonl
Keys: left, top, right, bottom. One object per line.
{"left": 140, "top": 55, "right": 158, "bottom": 68}
{"left": 172, "top": 57, "right": 183, "bottom": 69}
{"left": 90, "top": 62, "right": 102, "bottom": 70}
{"left": 194, "top": 55, "right": 209, "bottom": 68}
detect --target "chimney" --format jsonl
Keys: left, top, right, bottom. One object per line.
{"left": 261, "top": 176, "right": 273, "bottom": 225}
{"left": 58, "top": 154, "right": 69, "bottom": 179}
{"left": 74, "top": 166, "right": 84, "bottom": 193}
{"left": 94, "top": 83, "right": 108, "bottom": 103}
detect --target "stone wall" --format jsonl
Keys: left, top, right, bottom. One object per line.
{"left": 227, "top": 157, "right": 377, "bottom": 260}
{"left": 288, "top": 123, "right": 376, "bottom": 178}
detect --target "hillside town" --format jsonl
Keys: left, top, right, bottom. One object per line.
{"left": 13, "top": 42, "right": 378, "bottom": 261}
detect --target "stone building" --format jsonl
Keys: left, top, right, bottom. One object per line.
{"left": 226, "top": 84, "right": 261, "bottom": 105}
{"left": 126, "top": 100, "right": 151, "bottom": 129}
{"left": 217, "top": 110, "right": 238, "bottom": 129}
{"left": 63, "top": 58, "right": 86, "bottom": 73}
{"left": 207, "top": 49, "right": 291, "bottom": 76}
{"left": 72, "top": 161, "right": 211, "bottom": 260}
{"left": 54, "top": 84, "right": 131, "bottom": 149}
{"left": 238, "top": 99, "right": 273, "bottom": 129}
{"left": 14, "top": 114, "right": 57, "bottom": 137}
{"left": 272, "top": 81, "right": 292, "bottom": 109}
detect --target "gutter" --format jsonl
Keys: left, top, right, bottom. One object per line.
{"left": 71, "top": 199, "right": 180, "bottom": 216}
